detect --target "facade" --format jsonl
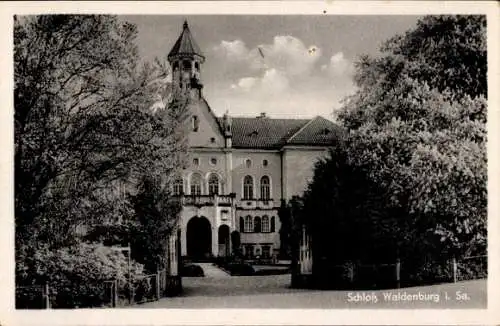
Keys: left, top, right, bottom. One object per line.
{"left": 169, "top": 21, "right": 339, "bottom": 261}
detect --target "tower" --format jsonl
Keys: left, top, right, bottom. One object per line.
{"left": 168, "top": 20, "right": 205, "bottom": 100}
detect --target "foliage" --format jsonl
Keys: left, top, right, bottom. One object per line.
{"left": 129, "top": 176, "right": 182, "bottom": 273}
{"left": 14, "top": 14, "right": 188, "bottom": 249}
{"left": 14, "top": 15, "right": 189, "bottom": 306}
{"left": 297, "top": 15, "right": 487, "bottom": 285}
{"left": 16, "top": 242, "right": 145, "bottom": 308}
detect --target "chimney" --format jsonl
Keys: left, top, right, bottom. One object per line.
{"left": 257, "top": 112, "right": 267, "bottom": 118}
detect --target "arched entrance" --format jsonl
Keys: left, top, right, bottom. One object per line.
{"left": 187, "top": 216, "right": 212, "bottom": 260}
{"left": 218, "top": 225, "right": 230, "bottom": 257}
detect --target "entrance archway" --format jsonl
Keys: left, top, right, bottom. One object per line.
{"left": 218, "top": 225, "right": 230, "bottom": 257}
{"left": 187, "top": 216, "right": 212, "bottom": 260}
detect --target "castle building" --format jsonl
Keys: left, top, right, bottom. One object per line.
{"left": 169, "top": 21, "right": 339, "bottom": 261}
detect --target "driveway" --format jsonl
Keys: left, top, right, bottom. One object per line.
{"left": 136, "top": 275, "right": 486, "bottom": 309}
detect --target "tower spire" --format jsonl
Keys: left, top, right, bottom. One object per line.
{"left": 168, "top": 20, "right": 205, "bottom": 100}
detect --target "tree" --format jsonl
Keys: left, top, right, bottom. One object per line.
{"left": 14, "top": 15, "right": 188, "bottom": 248}
{"left": 301, "top": 15, "right": 486, "bottom": 284}
{"left": 129, "top": 175, "right": 182, "bottom": 273}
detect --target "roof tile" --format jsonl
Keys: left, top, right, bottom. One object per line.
{"left": 218, "top": 116, "right": 341, "bottom": 149}
{"left": 168, "top": 21, "right": 204, "bottom": 59}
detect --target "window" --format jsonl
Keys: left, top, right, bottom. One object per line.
{"left": 244, "top": 215, "right": 253, "bottom": 233}
{"left": 245, "top": 159, "right": 252, "bottom": 168}
{"left": 210, "top": 137, "right": 215, "bottom": 143}
{"left": 262, "top": 215, "right": 270, "bottom": 233}
{"left": 243, "top": 175, "right": 254, "bottom": 199}
{"left": 245, "top": 245, "right": 254, "bottom": 259}
{"left": 183, "top": 60, "right": 191, "bottom": 70}
{"left": 208, "top": 173, "right": 219, "bottom": 195}
{"left": 221, "top": 210, "right": 228, "bottom": 221}
{"left": 192, "top": 158, "right": 199, "bottom": 166}
{"left": 210, "top": 157, "right": 217, "bottom": 165}
{"left": 173, "top": 178, "right": 183, "bottom": 195}
{"left": 254, "top": 216, "right": 261, "bottom": 233}
{"left": 263, "top": 159, "right": 268, "bottom": 167}
{"left": 190, "top": 173, "right": 202, "bottom": 196}
{"left": 270, "top": 216, "right": 276, "bottom": 232}
{"left": 239, "top": 216, "right": 244, "bottom": 232}
{"left": 260, "top": 176, "right": 270, "bottom": 200}
{"left": 262, "top": 245, "right": 271, "bottom": 259}
{"left": 192, "top": 115, "right": 199, "bottom": 132}
{"left": 195, "top": 62, "right": 200, "bottom": 70}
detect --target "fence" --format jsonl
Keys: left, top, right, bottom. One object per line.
{"left": 15, "top": 284, "right": 50, "bottom": 309}
{"left": 298, "top": 255, "right": 487, "bottom": 290}
{"left": 16, "top": 269, "right": 171, "bottom": 309}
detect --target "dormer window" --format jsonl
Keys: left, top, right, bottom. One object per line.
{"left": 192, "top": 115, "right": 199, "bottom": 132}
{"left": 249, "top": 130, "right": 258, "bottom": 137}
{"left": 321, "top": 128, "right": 330, "bottom": 135}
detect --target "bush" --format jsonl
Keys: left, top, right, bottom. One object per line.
{"left": 16, "top": 242, "right": 146, "bottom": 308}
{"left": 181, "top": 264, "right": 204, "bottom": 277}
{"left": 227, "top": 263, "right": 255, "bottom": 276}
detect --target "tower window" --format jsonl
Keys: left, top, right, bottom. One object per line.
{"left": 263, "top": 159, "right": 268, "bottom": 167}
{"left": 192, "top": 158, "right": 199, "bottom": 166}
{"left": 183, "top": 60, "right": 191, "bottom": 70}
{"left": 245, "top": 159, "right": 252, "bottom": 168}
{"left": 192, "top": 115, "right": 199, "bottom": 132}
{"left": 173, "top": 61, "right": 179, "bottom": 70}
{"left": 210, "top": 157, "right": 217, "bottom": 165}
{"left": 195, "top": 62, "right": 200, "bottom": 70}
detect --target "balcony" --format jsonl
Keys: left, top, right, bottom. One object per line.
{"left": 237, "top": 199, "right": 275, "bottom": 210}
{"left": 175, "top": 194, "right": 236, "bottom": 207}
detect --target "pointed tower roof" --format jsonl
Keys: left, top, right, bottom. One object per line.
{"left": 168, "top": 20, "right": 205, "bottom": 60}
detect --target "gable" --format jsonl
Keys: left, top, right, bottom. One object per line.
{"left": 187, "top": 98, "right": 225, "bottom": 148}
{"left": 286, "top": 116, "right": 343, "bottom": 146}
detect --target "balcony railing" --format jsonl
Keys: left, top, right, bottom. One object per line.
{"left": 237, "top": 198, "right": 275, "bottom": 209}
{"left": 174, "top": 194, "right": 236, "bottom": 207}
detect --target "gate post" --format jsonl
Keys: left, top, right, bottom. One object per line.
{"left": 156, "top": 270, "right": 161, "bottom": 300}
{"left": 396, "top": 259, "right": 401, "bottom": 289}
{"left": 452, "top": 257, "right": 458, "bottom": 283}
{"left": 44, "top": 282, "right": 50, "bottom": 309}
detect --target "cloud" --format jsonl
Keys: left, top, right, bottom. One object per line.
{"left": 231, "top": 68, "right": 290, "bottom": 94}
{"left": 208, "top": 36, "right": 356, "bottom": 119}
{"left": 258, "top": 36, "right": 322, "bottom": 76}
{"left": 321, "top": 52, "right": 355, "bottom": 78}
{"left": 213, "top": 40, "right": 252, "bottom": 62}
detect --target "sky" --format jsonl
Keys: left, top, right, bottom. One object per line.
{"left": 122, "top": 15, "right": 421, "bottom": 119}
